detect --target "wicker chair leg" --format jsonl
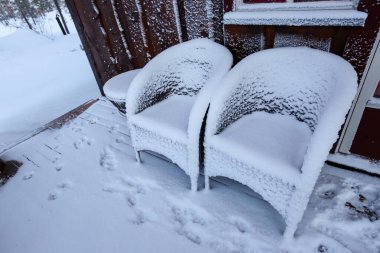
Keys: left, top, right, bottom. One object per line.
{"left": 135, "top": 150, "right": 141, "bottom": 163}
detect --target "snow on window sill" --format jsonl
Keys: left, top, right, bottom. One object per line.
{"left": 223, "top": 10, "right": 367, "bottom": 26}
{"left": 236, "top": 1, "right": 356, "bottom": 12}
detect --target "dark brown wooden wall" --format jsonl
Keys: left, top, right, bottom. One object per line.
{"left": 66, "top": 0, "right": 379, "bottom": 90}
{"left": 65, "top": 0, "right": 224, "bottom": 94}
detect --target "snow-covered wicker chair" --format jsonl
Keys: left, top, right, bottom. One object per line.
{"left": 127, "top": 38, "right": 233, "bottom": 191}
{"left": 204, "top": 47, "right": 357, "bottom": 241}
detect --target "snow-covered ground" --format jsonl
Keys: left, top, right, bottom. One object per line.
{"left": 0, "top": 10, "right": 100, "bottom": 153}
{"left": 0, "top": 99, "right": 379, "bottom": 253}
{"left": 0, "top": 24, "right": 17, "bottom": 38}
{"left": 0, "top": 10, "right": 77, "bottom": 39}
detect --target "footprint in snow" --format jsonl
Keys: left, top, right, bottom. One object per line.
{"left": 174, "top": 223, "right": 202, "bottom": 245}
{"left": 115, "top": 136, "right": 127, "bottom": 144}
{"left": 89, "top": 117, "right": 98, "bottom": 124}
{"left": 170, "top": 205, "right": 206, "bottom": 245}
{"left": 22, "top": 171, "right": 34, "bottom": 181}
{"left": 55, "top": 164, "right": 64, "bottom": 172}
{"left": 102, "top": 185, "right": 117, "bottom": 193}
{"left": 228, "top": 217, "right": 250, "bottom": 234}
{"left": 99, "top": 146, "right": 117, "bottom": 170}
{"left": 317, "top": 184, "right": 337, "bottom": 200}
{"left": 121, "top": 177, "right": 147, "bottom": 195}
{"left": 190, "top": 211, "right": 206, "bottom": 226}
{"left": 52, "top": 155, "right": 61, "bottom": 164}
{"left": 109, "top": 124, "right": 119, "bottom": 134}
{"left": 48, "top": 180, "right": 74, "bottom": 201}
{"left": 169, "top": 202, "right": 209, "bottom": 227}
{"left": 181, "top": 230, "right": 201, "bottom": 245}
{"left": 209, "top": 239, "right": 246, "bottom": 253}
{"left": 74, "top": 136, "right": 94, "bottom": 150}
{"left": 131, "top": 209, "right": 146, "bottom": 225}
{"left": 125, "top": 193, "right": 137, "bottom": 207}
{"left": 48, "top": 192, "right": 59, "bottom": 201}
{"left": 101, "top": 184, "right": 147, "bottom": 224}
{"left": 71, "top": 126, "right": 83, "bottom": 133}
{"left": 57, "top": 180, "right": 73, "bottom": 189}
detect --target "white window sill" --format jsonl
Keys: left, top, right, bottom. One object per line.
{"left": 236, "top": 1, "right": 356, "bottom": 12}
{"left": 223, "top": 10, "right": 367, "bottom": 26}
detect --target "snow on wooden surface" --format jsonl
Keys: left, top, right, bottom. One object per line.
{"left": 0, "top": 29, "right": 99, "bottom": 154}
{"left": 0, "top": 98, "right": 379, "bottom": 253}
{"left": 224, "top": 10, "right": 367, "bottom": 26}
{"left": 236, "top": 1, "right": 356, "bottom": 12}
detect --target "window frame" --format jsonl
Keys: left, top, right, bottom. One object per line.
{"left": 234, "top": 0, "right": 359, "bottom": 12}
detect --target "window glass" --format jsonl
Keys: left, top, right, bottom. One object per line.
{"left": 243, "top": 0, "right": 349, "bottom": 3}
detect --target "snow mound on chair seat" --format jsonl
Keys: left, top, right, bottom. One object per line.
{"left": 209, "top": 112, "right": 312, "bottom": 184}
{"left": 130, "top": 96, "right": 196, "bottom": 144}
{"left": 104, "top": 69, "right": 140, "bottom": 103}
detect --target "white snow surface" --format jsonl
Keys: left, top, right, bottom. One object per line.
{"left": 205, "top": 47, "right": 358, "bottom": 242}
{"left": 209, "top": 112, "right": 312, "bottom": 184}
{"left": 223, "top": 10, "right": 367, "bottom": 26}
{"left": 0, "top": 10, "right": 77, "bottom": 39}
{"left": 132, "top": 96, "right": 196, "bottom": 144}
{"left": 0, "top": 28, "right": 99, "bottom": 153}
{"left": 0, "top": 24, "right": 17, "bottom": 38}
{"left": 0, "top": 99, "right": 379, "bottom": 253}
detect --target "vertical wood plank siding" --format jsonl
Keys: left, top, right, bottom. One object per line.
{"left": 113, "top": 0, "right": 149, "bottom": 67}
{"left": 183, "top": 0, "right": 209, "bottom": 39}
{"left": 140, "top": 0, "right": 180, "bottom": 57}
{"left": 65, "top": 0, "right": 104, "bottom": 94}
{"left": 224, "top": 25, "right": 262, "bottom": 63}
{"left": 66, "top": 0, "right": 223, "bottom": 90}
{"left": 95, "top": 0, "right": 133, "bottom": 73}
{"left": 343, "top": 0, "right": 380, "bottom": 80}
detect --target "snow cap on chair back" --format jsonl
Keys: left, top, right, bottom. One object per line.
{"left": 127, "top": 38, "right": 232, "bottom": 117}
{"left": 207, "top": 47, "right": 357, "bottom": 136}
